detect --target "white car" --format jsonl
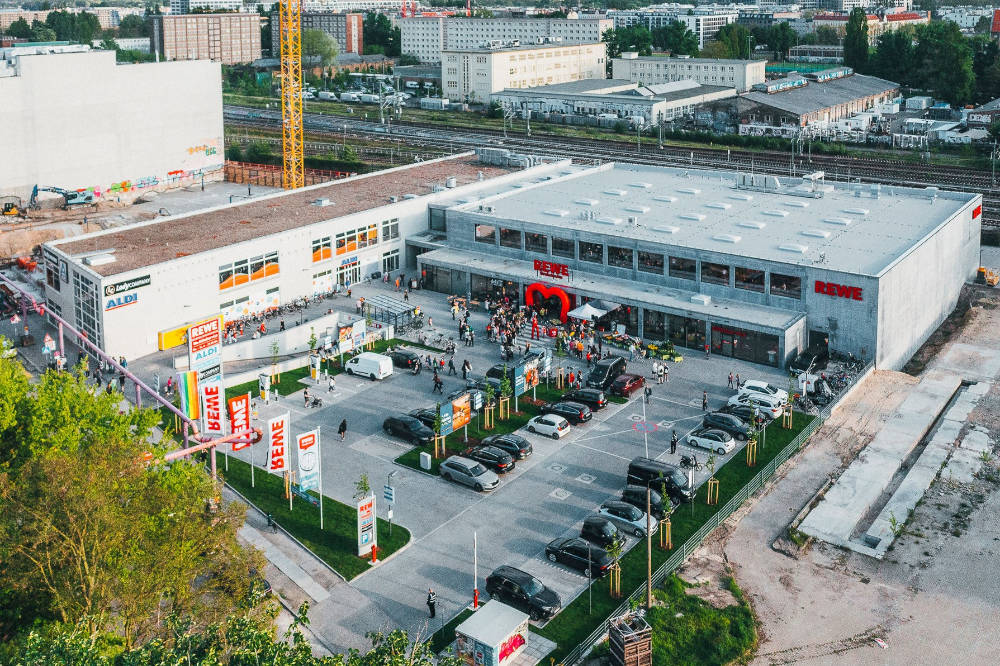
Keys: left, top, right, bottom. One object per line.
{"left": 727, "top": 393, "right": 783, "bottom": 420}
{"left": 686, "top": 427, "right": 735, "bottom": 455}
{"left": 526, "top": 414, "right": 570, "bottom": 439}
{"left": 737, "top": 380, "right": 788, "bottom": 404}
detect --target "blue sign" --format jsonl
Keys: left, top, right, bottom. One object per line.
{"left": 291, "top": 484, "right": 320, "bottom": 507}
{"left": 437, "top": 403, "right": 454, "bottom": 436}
{"left": 384, "top": 484, "right": 395, "bottom": 503}
{"left": 105, "top": 292, "right": 139, "bottom": 311}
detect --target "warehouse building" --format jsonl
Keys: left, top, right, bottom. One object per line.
{"left": 416, "top": 156, "right": 981, "bottom": 371}
{"left": 612, "top": 54, "right": 766, "bottom": 93}
{"left": 152, "top": 13, "right": 262, "bottom": 64}
{"left": 491, "top": 78, "right": 736, "bottom": 126}
{"left": 0, "top": 47, "right": 223, "bottom": 203}
{"left": 442, "top": 42, "right": 606, "bottom": 104}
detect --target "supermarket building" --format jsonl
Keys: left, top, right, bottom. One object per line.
{"left": 41, "top": 152, "right": 981, "bottom": 370}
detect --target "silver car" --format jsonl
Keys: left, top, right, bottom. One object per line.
{"left": 597, "top": 500, "right": 649, "bottom": 537}
{"left": 440, "top": 455, "right": 500, "bottom": 492}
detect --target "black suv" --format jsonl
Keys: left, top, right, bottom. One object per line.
{"left": 408, "top": 408, "right": 438, "bottom": 429}
{"left": 580, "top": 515, "right": 622, "bottom": 548}
{"left": 540, "top": 401, "right": 592, "bottom": 425}
{"left": 620, "top": 484, "right": 670, "bottom": 521}
{"left": 462, "top": 445, "right": 515, "bottom": 474}
{"left": 485, "top": 565, "right": 562, "bottom": 620}
{"left": 586, "top": 356, "right": 627, "bottom": 390}
{"left": 703, "top": 411, "right": 750, "bottom": 441}
{"left": 481, "top": 433, "right": 533, "bottom": 460}
{"left": 626, "top": 457, "right": 696, "bottom": 503}
{"left": 722, "top": 403, "right": 773, "bottom": 427}
{"left": 382, "top": 415, "right": 434, "bottom": 445}
{"left": 545, "top": 538, "right": 613, "bottom": 578}
{"left": 485, "top": 363, "right": 518, "bottom": 382}
{"left": 562, "top": 388, "right": 608, "bottom": 410}
{"left": 388, "top": 349, "right": 420, "bottom": 369}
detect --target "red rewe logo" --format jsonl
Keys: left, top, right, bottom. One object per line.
{"left": 815, "top": 280, "right": 863, "bottom": 301}
{"left": 269, "top": 419, "right": 286, "bottom": 471}
{"left": 525, "top": 283, "right": 571, "bottom": 322}
{"left": 203, "top": 385, "right": 222, "bottom": 432}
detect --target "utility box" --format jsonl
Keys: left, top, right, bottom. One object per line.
{"left": 420, "top": 451, "right": 432, "bottom": 470}
{"left": 608, "top": 612, "right": 652, "bottom": 666}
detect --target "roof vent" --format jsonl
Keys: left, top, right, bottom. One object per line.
{"left": 624, "top": 205, "right": 650, "bottom": 214}
{"left": 604, "top": 188, "right": 628, "bottom": 197}
{"left": 653, "top": 195, "right": 678, "bottom": 203}
{"left": 713, "top": 233, "right": 741, "bottom": 243}
{"left": 785, "top": 200, "right": 810, "bottom": 208}
{"left": 575, "top": 198, "right": 599, "bottom": 206}
{"left": 737, "top": 220, "right": 766, "bottom": 229}
{"left": 403, "top": 193, "right": 419, "bottom": 199}
{"left": 778, "top": 243, "right": 809, "bottom": 254}
{"left": 762, "top": 210, "right": 790, "bottom": 218}
{"left": 729, "top": 193, "right": 753, "bottom": 202}
{"left": 801, "top": 229, "right": 831, "bottom": 239}
{"left": 842, "top": 207, "right": 869, "bottom": 216}
{"left": 629, "top": 182, "right": 653, "bottom": 189}
{"left": 690, "top": 294, "right": 712, "bottom": 305}
{"left": 824, "top": 217, "right": 851, "bottom": 226}
{"left": 653, "top": 225, "right": 679, "bottom": 234}
{"left": 83, "top": 254, "right": 116, "bottom": 266}
{"left": 446, "top": 176, "right": 457, "bottom": 188}
{"left": 312, "top": 198, "right": 334, "bottom": 206}
{"left": 595, "top": 216, "right": 624, "bottom": 226}
{"left": 705, "top": 202, "right": 732, "bottom": 210}
{"left": 389, "top": 195, "right": 399, "bottom": 203}
{"left": 433, "top": 185, "right": 447, "bottom": 192}
{"left": 677, "top": 187, "right": 701, "bottom": 195}
{"left": 678, "top": 213, "right": 706, "bottom": 222}
{"left": 544, "top": 209, "right": 569, "bottom": 217}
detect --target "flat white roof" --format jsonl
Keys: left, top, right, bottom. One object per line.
{"left": 457, "top": 162, "right": 979, "bottom": 277}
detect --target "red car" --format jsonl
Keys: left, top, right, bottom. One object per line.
{"left": 611, "top": 373, "right": 645, "bottom": 397}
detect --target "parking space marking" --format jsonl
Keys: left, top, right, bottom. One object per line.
{"left": 573, "top": 428, "right": 637, "bottom": 443}
{"left": 656, "top": 414, "right": 704, "bottom": 429}
{"left": 567, "top": 441, "right": 632, "bottom": 461}
{"left": 652, "top": 395, "right": 705, "bottom": 409}
{"left": 575, "top": 473, "right": 596, "bottom": 484}
{"left": 549, "top": 488, "right": 572, "bottom": 500}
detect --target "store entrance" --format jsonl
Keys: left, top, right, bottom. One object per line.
{"left": 712, "top": 327, "right": 737, "bottom": 358}
{"left": 808, "top": 329, "right": 829, "bottom": 352}
{"left": 337, "top": 263, "right": 360, "bottom": 286}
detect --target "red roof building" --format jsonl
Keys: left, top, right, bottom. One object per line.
{"left": 991, "top": 9, "right": 1000, "bottom": 36}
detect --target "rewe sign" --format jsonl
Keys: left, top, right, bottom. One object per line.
{"left": 228, "top": 393, "right": 252, "bottom": 451}
{"left": 200, "top": 383, "right": 224, "bottom": 435}
{"left": 815, "top": 280, "right": 863, "bottom": 301}
{"left": 268, "top": 413, "right": 290, "bottom": 473}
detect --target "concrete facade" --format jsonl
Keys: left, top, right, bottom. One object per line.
{"left": 612, "top": 54, "right": 766, "bottom": 93}
{"left": 153, "top": 13, "right": 262, "bottom": 64}
{"left": 442, "top": 42, "right": 606, "bottom": 104}
{"left": 0, "top": 49, "right": 223, "bottom": 203}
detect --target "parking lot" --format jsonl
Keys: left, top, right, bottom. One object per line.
{"left": 221, "top": 282, "right": 789, "bottom": 644}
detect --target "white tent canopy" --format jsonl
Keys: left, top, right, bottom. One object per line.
{"left": 567, "top": 302, "right": 607, "bottom": 320}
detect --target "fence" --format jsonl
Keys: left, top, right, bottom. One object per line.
{"left": 224, "top": 161, "right": 356, "bottom": 188}
{"left": 559, "top": 364, "right": 872, "bottom": 664}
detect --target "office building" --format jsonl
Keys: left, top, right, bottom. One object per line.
{"left": 152, "top": 13, "right": 262, "bottom": 64}
{"left": 612, "top": 54, "right": 766, "bottom": 93}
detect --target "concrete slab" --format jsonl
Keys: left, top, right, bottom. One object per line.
{"left": 239, "top": 525, "right": 332, "bottom": 603}
{"left": 959, "top": 427, "right": 993, "bottom": 454}
{"left": 933, "top": 343, "right": 1000, "bottom": 383}
{"left": 945, "top": 448, "right": 986, "bottom": 484}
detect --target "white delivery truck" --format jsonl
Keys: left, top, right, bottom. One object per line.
{"left": 317, "top": 91, "right": 337, "bottom": 101}
{"left": 345, "top": 352, "right": 393, "bottom": 380}
{"left": 339, "top": 92, "right": 361, "bottom": 102}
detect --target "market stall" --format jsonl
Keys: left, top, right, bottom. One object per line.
{"left": 454, "top": 601, "right": 530, "bottom": 666}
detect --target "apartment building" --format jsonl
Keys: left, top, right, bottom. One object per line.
{"left": 170, "top": 0, "right": 245, "bottom": 14}
{"left": 608, "top": 6, "right": 739, "bottom": 47}
{"left": 813, "top": 11, "right": 929, "bottom": 45}
{"left": 401, "top": 16, "right": 613, "bottom": 63}
{"left": 442, "top": 41, "right": 606, "bottom": 103}
{"left": 612, "top": 53, "right": 765, "bottom": 93}
{"left": 270, "top": 12, "right": 363, "bottom": 55}
{"left": 152, "top": 13, "right": 262, "bottom": 65}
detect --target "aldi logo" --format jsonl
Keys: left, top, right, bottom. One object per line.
{"left": 105, "top": 292, "right": 139, "bottom": 310}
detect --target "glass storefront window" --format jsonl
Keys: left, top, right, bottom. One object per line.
{"left": 608, "top": 246, "right": 633, "bottom": 269}
{"left": 771, "top": 273, "right": 801, "bottom": 299}
{"left": 638, "top": 251, "right": 663, "bottom": 274}
{"left": 424, "top": 265, "right": 452, "bottom": 293}
{"left": 667, "top": 314, "right": 706, "bottom": 351}
{"left": 472, "top": 274, "right": 518, "bottom": 303}
{"left": 701, "top": 261, "right": 729, "bottom": 286}
{"left": 475, "top": 224, "right": 496, "bottom": 244}
{"left": 710, "top": 324, "right": 779, "bottom": 367}
{"left": 579, "top": 241, "right": 603, "bottom": 264}
{"left": 525, "top": 232, "right": 548, "bottom": 253}
{"left": 735, "top": 266, "right": 765, "bottom": 293}
{"left": 644, "top": 309, "right": 666, "bottom": 338}
{"left": 552, "top": 237, "right": 574, "bottom": 258}
{"left": 499, "top": 228, "right": 522, "bottom": 249}
{"left": 668, "top": 256, "right": 696, "bottom": 280}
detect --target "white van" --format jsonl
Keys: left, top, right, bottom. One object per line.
{"left": 345, "top": 352, "right": 393, "bottom": 380}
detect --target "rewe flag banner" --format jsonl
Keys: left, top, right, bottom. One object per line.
{"left": 296, "top": 430, "right": 320, "bottom": 492}
{"left": 227, "top": 393, "right": 252, "bottom": 451}
{"left": 267, "top": 413, "right": 290, "bottom": 473}
{"left": 200, "top": 383, "right": 225, "bottom": 435}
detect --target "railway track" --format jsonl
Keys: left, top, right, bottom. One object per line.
{"left": 224, "top": 105, "right": 1000, "bottom": 227}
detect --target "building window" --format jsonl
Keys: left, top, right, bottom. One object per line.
{"left": 429, "top": 207, "right": 446, "bottom": 231}
{"left": 499, "top": 227, "right": 522, "bottom": 249}
{"left": 770, "top": 273, "right": 801, "bottom": 299}
{"left": 475, "top": 224, "right": 496, "bottom": 243}
{"left": 638, "top": 251, "right": 663, "bottom": 274}
{"left": 312, "top": 236, "right": 332, "bottom": 262}
{"left": 735, "top": 266, "right": 765, "bottom": 293}
{"left": 552, "top": 236, "right": 574, "bottom": 258}
{"left": 46, "top": 262, "right": 60, "bottom": 291}
{"left": 382, "top": 249, "right": 400, "bottom": 273}
{"left": 382, "top": 217, "right": 399, "bottom": 240}
{"left": 73, "top": 271, "right": 102, "bottom": 348}
{"left": 668, "top": 256, "right": 696, "bottom": 280}
{"left": 579, "top": 241, "right": 603, "bottom": 263}
{"left": 701, "top": 261, "right": 729, "bottom": 285}
{"left": 608, "top": 246, "right": 633, "bottom": 269}
{"left": 524, "top": 232, "right": 547, "bottom": 253}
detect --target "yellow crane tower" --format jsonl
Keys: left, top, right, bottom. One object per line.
{"left": 278, "top": 0, "right": 304, "bottom": 190}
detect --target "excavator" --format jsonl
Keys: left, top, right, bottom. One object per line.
{"left": 29, "top": 185, "right": 95, "bottom": 210}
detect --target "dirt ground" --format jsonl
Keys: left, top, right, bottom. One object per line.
{"left": 681, "top": 287, "right": 1000, "bottom": 664}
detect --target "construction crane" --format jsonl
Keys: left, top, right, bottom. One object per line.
{"left": 278, "top": 0, "right": 304, "bottom": 190}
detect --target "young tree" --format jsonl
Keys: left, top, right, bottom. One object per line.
{"left": 651, "top": 20, "right": 698, "bottom": 56}
{"left": 302, "top": 28, "right": 338, "bottom": 71}
{"left": 843, "top": 8, "right": 870, "bottom": 72}
{"left": 354, "top": 472, "right": 371, "bottom": 500}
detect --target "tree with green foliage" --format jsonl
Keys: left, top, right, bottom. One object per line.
{"left": 843, "top": 8, "right": 870, "bottom": 71}
{"left": 116, "top": 13, "right": 148, "bottom": 38}
{"left": 44, "top": 9, "right": 101, "bottom": 43}
{"left": 354, "top": 472, "right": 371, "bottom": 500}
{"left": 0, "top": 363, "right": 261, "bottom": 648}
{"left": 975, "top": 15, "right": 992, "bottom": 34}
{"left": 341, "top": 144, "right": 360, "bottom": 163}
{"left": 602, "top": 25, "right": 653, "bottom": 61}
{"left": 868, "top": 30, "right": 914, "bottom": 86}
{"left": 302, "top": 28, "right": 338, "bottom": 70}
{"left": 29, "top": 20, "right": 57, "bottom": 42}
{"left": 971, "top": 34, "right": 1000, "bottom": 102}
{"left": 363, "top": 11, "right": 400, "bottom": 56}
{"left": 713, "top": 23, "right": 752, "bottom": 59}
{"left": 768, "top": 21, "right": 797, "bottom": 61}
{"left": 815, "top": 25, "right": 841, "bottom": 46}
{"left": 989, "top": 120, "right": 1000, "bottom": 141}
{"left": 651, "top": 20, "right": 698, "bottom": 57}
{"left": 913, "top": 20, "right": 975, "bottom": 106}
{"left": 6, "top": 17, "right": 31, "bottom": 38}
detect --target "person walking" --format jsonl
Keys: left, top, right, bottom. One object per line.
{"left": 670, "top": 430, "right": 678, "bottom": 455}
{"left": 663, "top": 365, "right": 669, "bottom": 383}
{"left": 303, "top": 387, "right": 311, "bottom": 408}
{"left": 462, "top": 359, "right": 471, "bottom": 380}
{"left": 735, "top": 372, "right": 741, "bottom": 389}
{"left": 644, "top": 385, "right": 652, "bottom": 404}
{"left": 328, "top": 375, "right": 336, "bottom": 392}
{"left": 338, "top": 419, "right": 347, "bottom": 441}
{"left": 426, "top": 588, "right": 437, "bottom": 618}
{"left": 728, "top": 371, "right": 734, "bottom": 389}
{"left": 702, "top": 391, "right": 708, "bottom": 411}
{"left": 468, "top": 330, "right": 475, "bottom": 347}
{"left": 432, "top": 376, "right": 443, "bottom": 394}
{"left": 651, "top": 360, "right": 659, "bottom": 381}
{"left": 448, "top": 358, "right": 457, "bottom": 375}
{"left": 704, "top": 344, "right": 710, "bottom": 359}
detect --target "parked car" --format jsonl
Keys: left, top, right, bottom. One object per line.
{"left": 389, "top": 349, "right": 420, "bottom": 369}
{"left": 526, "top": 414, "right": 570, "bottom": 439}
{"left": 408, "top": 408, "right": 438, "bottom": 429}
{"left": 620, "top": 485, "right": 670, "bottom": 521}
{"left": 721, "top": 402, "right": 773, "bottom": 427}
{"left": 597, "top": 499, "right": 649, "bottom": 537}
{"left": 540, "top": 401, "right": 592, "bottom": 425}
{"left": 382, "top": 415, "right": 433, "bottom": 445}
{"left": 462, "top": 445, "right": 515, "bottom": 474}
{"left": 610, "top": 373, "right": 645, "bottom": 397}
{"left": 440, "top": 456, "right": 500, "bottom": 492}
{"left": 737, "top": 380, "right": 788, "bottom": 403}
{"left": 727, "top": 393, "right": 783, "bottom": 420}
{"left": 467, "top": 376, "right": 503, "bottom": 396}
{"left": 485, "top": 565, "right": 562, "bottom": 620}
{"left": 562, "top": 388, "right": 608, "bottom": 410}
{"left": 486, "top": 363, "right": 517, "bottom": 382}
{"left": 626, "top": 457, "right": 696, "bottom": 503}
{"left": 480, "top": 433, "right": 533, "bottom": 460}
{"left": 789, "top": 346, "right": 829, "bottom": 375}
{"left": 586, "top": 356, "right": 627, "bottom": 389}
{"left": 580, "top": 515, "right": 623, "bottom": 548}
{"left": 702, "top": 411, "right": 750, "bottom": 440}
{"left": 545, "top": 537, "right": 613, "bottom": 578}
{"left": 686, "top": 427, "right": 736, "bottom": 455}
